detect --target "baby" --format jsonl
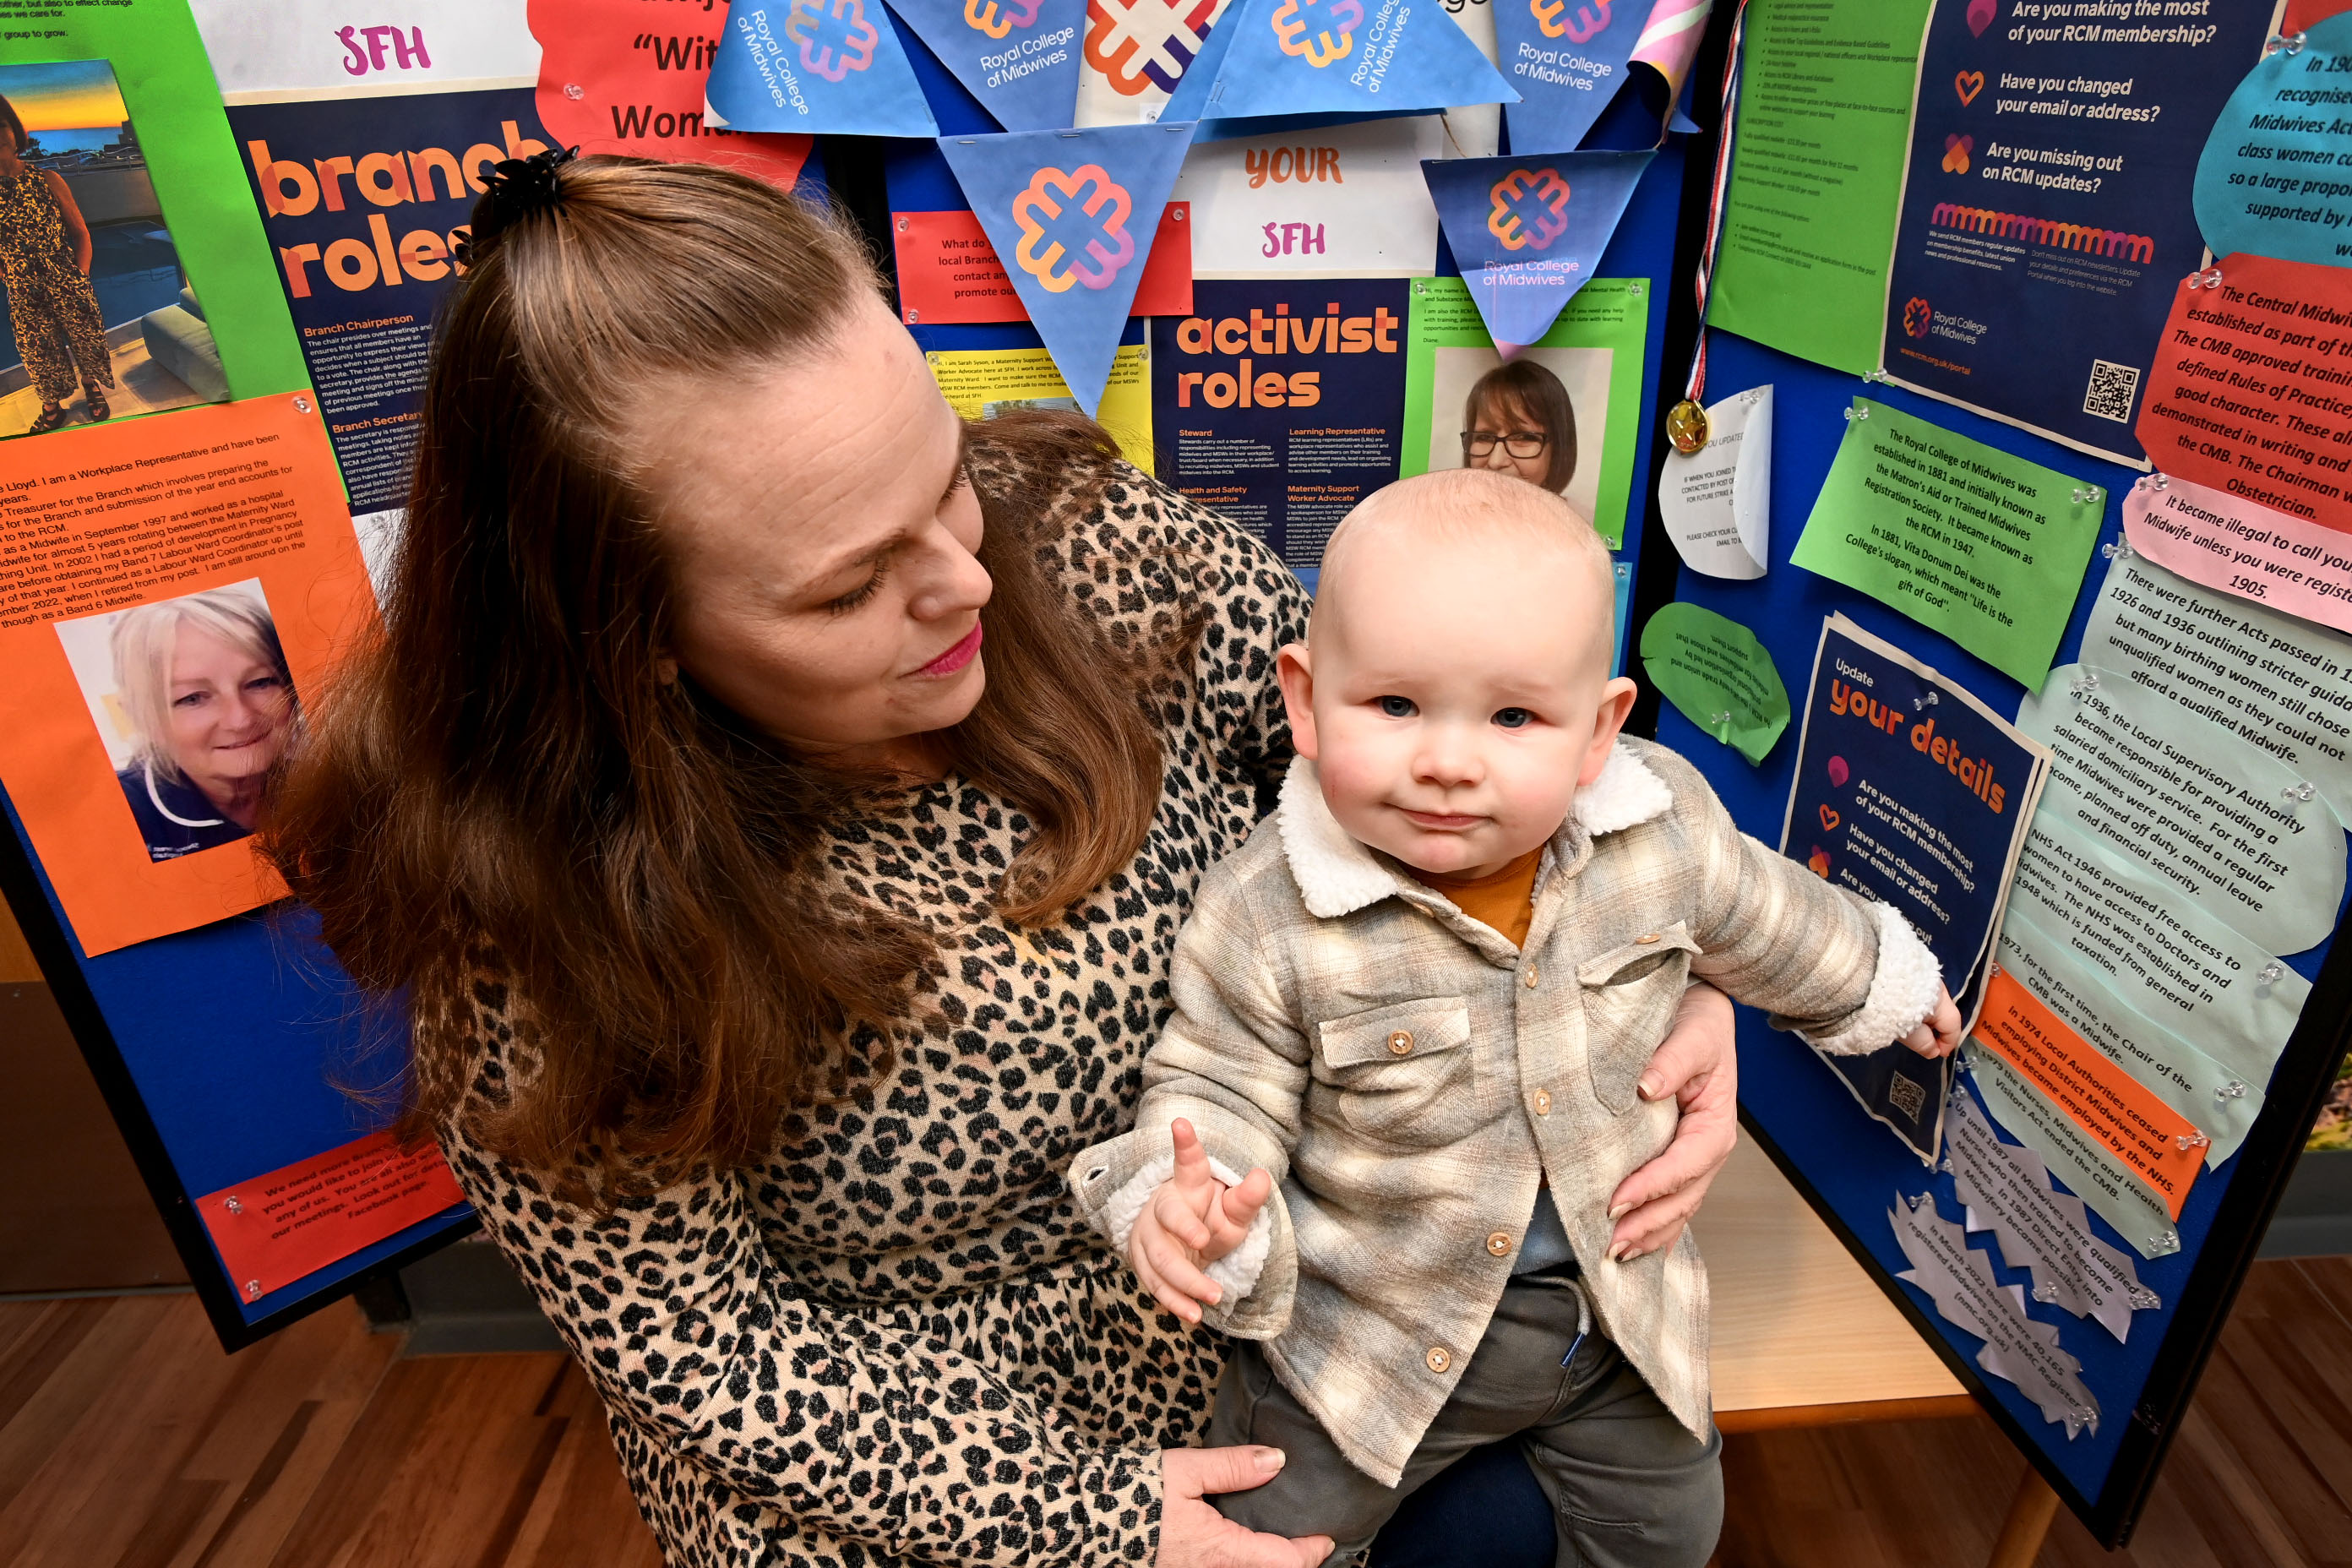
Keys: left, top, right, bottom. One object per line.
{"left": 1069, "top": 470, "right": 1960, "bottom": 1567}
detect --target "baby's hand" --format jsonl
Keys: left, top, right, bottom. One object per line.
{"left": 1129, "top": 1119, "right": 1273, "bottom": 1325}
{"left": 1903, "top": 983, "right": 1964, "bottom": 1059}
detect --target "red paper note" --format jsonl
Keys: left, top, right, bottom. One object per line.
{"left": 529, "top": 0, "right": 812, "bottom": 188}
{"left": 894, "top": 204, "right": 1193, "bottom": 325}
{"left": 2136, "top": 253, "right": 2352, "bottom": 536}
{"left": 198, "top": 1130, "right": 467, "bottom": 1303}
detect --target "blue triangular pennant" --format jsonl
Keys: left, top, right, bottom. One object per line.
{"left": 1423, "top": 150, "right": 1650, "bottom": 347}
{"left": 938, "top": 122, "right": 1195, "bottom": 414}
{"left": 706, "top": 0, "right": 940, "bottom": 137}
{"left": 1168, "top": 0, "right": 1515, "bottom": 130}
{"left": 1491, "top": 0, "right": 1647, "bottom": 153}
{"left": 887, "top": 0, "right": 1087, "bottom": 131}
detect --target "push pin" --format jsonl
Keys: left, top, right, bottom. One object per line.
{"left": 2101, "top": 539, "right": 2135, "bottom": 563}
{"left": 1711, "top": 710, "right": 1734, "bottom": 731}
{"left": 1843, "top": 404, "right": 1870, "bottom": 423}
{"left": 1861, "top": 368, "right": 1890, "bottom": 384}
{"left": 2072, "top": 485, "right": 2101, "bottom": 505}
{"left": 2149, "top": 1229, "right": 2180, "bottom": 1255}
{"left": 564, "top": 83, "right": 585, "bottom": 99}
{"left": 905, "top": 308, "right": 920, "bottom": 324}
{"left": 2034, "top": 1281, "right": 2060, "bottom": 1304}
{"left": 2175, "top": 1131, "right": 2210, "bottom": 1152}
{"left": 243, "top": 1279, "right": 263, "bottom": 1298}
{"left": 2257, "top": 961, "right": 2285, "bottom": 985}
{"left": 2264, "top": 30, "right": 2306, "bottom": 54}
{"left": 223, "top": 1196, "right": 243, "bottom": 1215}
{"left": 2200, "top": 266, "right": 2224, "bottom": 289}
{"left": 2069, "top": 670, "right": 2101, "bottom": 702}
{"left": 1913, "top": 690, "right": 1941, "bottom": 710}
{"left": 2216, "top": 1079, "right": 2247, "bottom": 1104}
{"left": 2128, "top": 1287, "right": 2161, "bottom": 1310}
{"left": 2284, "top": 781, "right": 2317, "bottom": 803}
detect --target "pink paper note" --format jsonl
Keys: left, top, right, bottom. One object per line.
{"left": 2124, "top": 473, "right": 2352, "bottom": 635}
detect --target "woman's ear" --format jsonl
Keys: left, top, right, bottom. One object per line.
{"left": 1277, "top": 642, "right": 1319, "bottom": 761}
{"left": 1576, "top": 676, "right": 1639, "bottom": 786}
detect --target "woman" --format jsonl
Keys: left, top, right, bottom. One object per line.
{"left": 1460, "top": 360, "right": 1576, "bottom": 494}
{"left": 112, "top": 588, "right": 297, "bottom": 863}
{"left": 264, "top": 155, "right": 1740, "bottom": 1568}
{"left": 0, "top": 93, "right": 112, "bottom": 435}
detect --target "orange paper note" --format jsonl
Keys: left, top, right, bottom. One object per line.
{"left": 198, "top": 1130, "right": 467, "bottom": 1303}
{"left": 0, "top": 394, "right": 373, "bottom": 956}
{"left": 1970, "top": 966, "right": 2202, "bottom": 1220}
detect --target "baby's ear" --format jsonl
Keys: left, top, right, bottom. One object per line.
{"left": 1578, "top": 676, "right": 1639, "bottom": 786}
{"left": 1277, "top": 643, "right": 1320, "bottom": 760}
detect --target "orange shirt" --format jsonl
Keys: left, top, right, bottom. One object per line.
{"left": 1407, "top": 846, "right": 1544, "bottom": 949}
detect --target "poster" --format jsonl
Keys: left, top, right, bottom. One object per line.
{"left": 226, "top": 88, "right": 553, "bottom": 516}
{"left": 1707, "top": 0, "right": 1932, "bottom": 377}
{"left": 1880, "top": 0, "right": 2269, "bottom": 465}
{"left": 1150, "top": 277, "right": 1409, "bottom": 571}
{"left": 1, "top": 0, "right": 306, "bottom": 417}
{"left": 1780, "top": 613, "right": 2050, "bottom": 1159}
{"left": 0, "top": 395, "right": 373, "bottom": 956}
{"left": 1399, "top": 275, "right": 1648, "bottom": 547}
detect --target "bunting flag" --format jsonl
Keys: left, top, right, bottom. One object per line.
{"left": 938, "top": 122, "right": 1196, "bottom": 413}
{"left": 1630, "top": 0, "right": 1711, "bottom": 98}
{"left": 888, "top": 0, "right": 1089, "bottom": 130}
{"left": 1078, "top": 0, "right": 1234, "bottom": 125}
{"left": 1490, "top": 0, "right": 1647, "bottom": 154}
{"left": 705, "top": 0, "right": 940, "bottom": 137}
{"left": 1159, "top": 0, "right": 1514, "bottom": 133}
{"left": 1422, "top": 149, "right": 1651, "bottom": 349}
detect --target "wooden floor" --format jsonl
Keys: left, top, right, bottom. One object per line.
{"left": 2, "top": 1258, "right": 2346, "bottom": 1568}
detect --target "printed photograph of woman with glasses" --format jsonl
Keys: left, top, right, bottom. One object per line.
{"left": 1424, "top": 347, "right": 1612, "bottom": 523}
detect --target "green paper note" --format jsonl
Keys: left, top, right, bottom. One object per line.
{"left": 1401, "top": 277, "right": 1650, "bottom": 549}
{"left": 1639, "top": 602, "right": 1789, "bottom": 765}
{"left": 1708, "top": 0, "right": 1933, "bottom": 376}
{"left": 1791, "top": 400, "right": 2104, "bottom": 690}
{"left": 4, "top": 1, "right": 307, "bottom": 405}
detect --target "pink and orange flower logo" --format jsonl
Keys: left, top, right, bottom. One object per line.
{"left": 965, "top": 0, "right": 1046, "bottom": 38}
{"left": 1012, "top": 163, "right": 1136, "bottom": 292}
{"left": 1903, "top": 297, "right": 1932, "bottom": 338}
{"left": 1086, "top": 0, "right": 1218, "bottom": 95}
{"left": 785, "top": 0, "right": 881, "bottom": 80}
{"left": 1487, "top": 167, "right": 1572, "bottom": 252}
{"left": 1271, "top": 0, "right": 1364, "bottom": 67}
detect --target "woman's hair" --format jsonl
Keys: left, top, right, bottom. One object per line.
{"left": 1463, "top": 359, "right": 1578, "bottom": 493}
{"left": 260, "top": 157, "right": 1175, "bottom": 1207}
{"left": 111, "top": 588, "right": 290, "bottom": 781}
{"left": 0, "top": 96, "right": 24, "bottom": 156}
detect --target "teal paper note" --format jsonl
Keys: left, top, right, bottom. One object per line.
{"left": 1791, "top": 401, "right": 2104, "bottom": 690}
{"left": 2014, "top": 666, "right": 2347, "bottom": 956}
{"left": 2009, "top": 818, "right": 2311, "bottom": 1083}
{"left": 2079, "top": 553, "right": 2352, "bottom": 819}
{"left": 2194, "top": 14, "right": 2352, "bottom": 267}
{"left": 1995, "top": 910, "right": 2262, "bottom": 1168}
{"left": 1966, "top": 1043, "right": 2182, "bottom": 1260}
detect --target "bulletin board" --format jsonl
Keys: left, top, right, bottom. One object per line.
{"left": 1625, "top": 0, "right": 2352, "bottom": 1545}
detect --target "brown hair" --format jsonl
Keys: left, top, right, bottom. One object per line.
{"left": 260, "top": 158, "right": 1170, "bottom": 1207}
{"left": 1462, "top": 358, "right": 1578, "bottom": 493}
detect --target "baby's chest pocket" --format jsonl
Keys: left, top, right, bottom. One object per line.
{"left": 1310, "top": 997, "right": 1478, "bottom": 1147}
{"left": 1576, "top": 924, "right": 1700, "bottom": 1114}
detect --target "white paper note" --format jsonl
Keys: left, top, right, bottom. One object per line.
{"left": 1658, "top": 384, "right": 1772, "bottom": 580}
{"left": 1892, "top": 1194, "right": 2101, "bottom": 1439}
{"left": 1946, "top": 1084, "right": 2159, "bottom": 1343}
{"left": 1169, "top": 117, "right": 1450, "bottom": 278}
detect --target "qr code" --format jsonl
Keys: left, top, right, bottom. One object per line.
{"left": 2083, "top": 358, "right": 2141, "bottom": 423}
{"left": 1886, "top": 1072, "right": 1927, "bottom": 1123}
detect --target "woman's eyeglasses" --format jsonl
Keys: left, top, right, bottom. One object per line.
{"left": 1461, "top": 430, "right": 1549, "bottom": 459}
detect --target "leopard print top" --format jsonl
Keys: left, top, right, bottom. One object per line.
{"left": 438, "top": 444, "right": 1309, "bottom": 1566}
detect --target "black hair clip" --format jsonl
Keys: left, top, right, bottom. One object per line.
{"left": 455, "top": 144, "right": 580, "bottom": 265}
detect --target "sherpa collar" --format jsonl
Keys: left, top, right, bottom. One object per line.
{"left": 1275, "top": 743, "right": 1675, "bottom": 920}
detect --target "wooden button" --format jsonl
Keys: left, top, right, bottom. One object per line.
{"left": 1522, "top": 966, "right": 1539, "bottom": 988}
{"left": 1636, "top": 933, "right": 1661, "bottom": 945}
{"left": 1386, "top": 1030, "right": 1414, "bottom": 1055}
{"left": 1425, "top": 1346, "right": 1452, "bottom": 1374}
{"left": 1533, "top": 1089, "right": 1552, "bottom": 1115}
{"left": 1485, "top": 1231, "right": 1513, "bottom": 1256}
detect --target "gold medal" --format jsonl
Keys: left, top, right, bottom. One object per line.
{"left": 1667, "top": 399, "right": 1710, "bottom": 455}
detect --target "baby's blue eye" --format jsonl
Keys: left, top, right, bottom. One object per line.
{"left": 1378, "top": 695, "right": 1417, "bottom": 718}
{"left": 1494, "top": 708, "right": 1534, "bottom": 729}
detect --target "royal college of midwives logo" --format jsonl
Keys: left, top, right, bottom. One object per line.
{"left": 1529, "top": 0, "right": 1611, "bottom": 43}
{"left": 1903, "top": 296, "right": 1932, "bottom": 338}
{"left": 1012, "top": 163, "right": 1137, "bottom": 291}
{"left": 965, "top": 0, "right": 1045, "bottom": 38}
{"left": 1271, "top": 0, "right": 1364, "bottom": 66}
{"left": 1086, "top": 0, "right": 1218, "bottom": 93}
{"left": 1488, "top": 167, "right": 1572, "bottom": 252}
{"left": 785, "top": 0, "right": 881, "bottom": 79}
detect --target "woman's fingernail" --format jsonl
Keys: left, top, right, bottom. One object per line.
{"left": 1607, "top": 1241, "right": 1627, "bottom": 1262}
{"left": 1637, "top": 1075, "right": 1663, "bottom": 1099}
{"left": 1205, "top": 1285, "right": 1222, "bottom": 1304}
{"left": 1609, "top": 1201, "right": 1632, "bottom": 1222}
{"left": 1259, "top": 1448, "right": 1288, "bottom": 1473}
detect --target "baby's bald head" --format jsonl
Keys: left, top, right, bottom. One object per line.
{"left": 1310, "top": 468, "right": 1617, "bottom": 665}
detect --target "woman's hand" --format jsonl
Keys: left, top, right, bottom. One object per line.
{"left": 1605, "top": 982, "right": 1739, "bottom": 1265}
{"left": 1157, "top": 1446, "right": 1333, "bottom": 1568}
